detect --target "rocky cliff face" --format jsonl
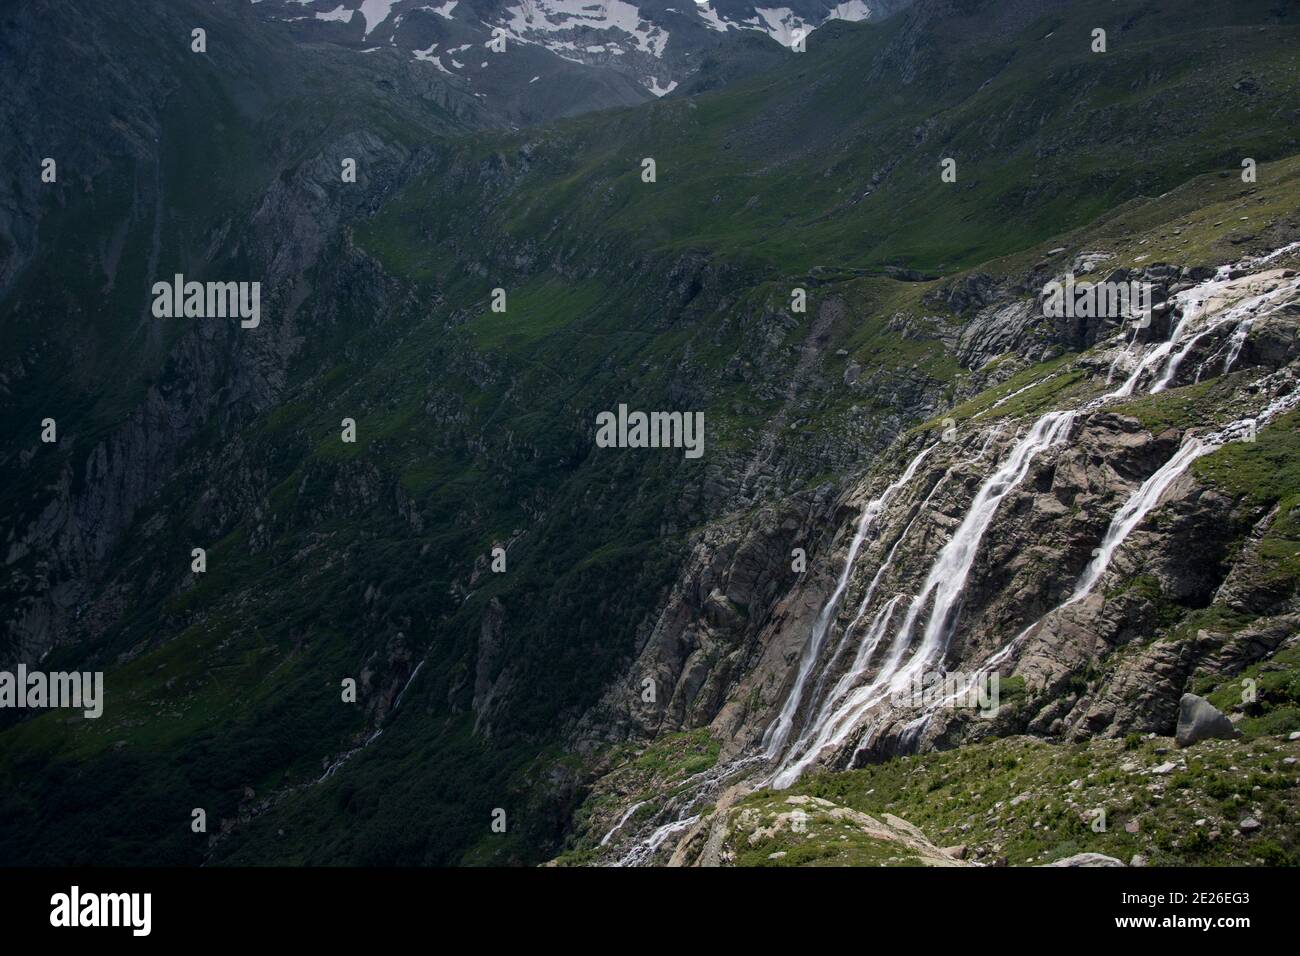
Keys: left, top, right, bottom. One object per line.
{"left": 0, "top": 0, "right": 475, "bottom": 666}
{"left": 576, "top": 235, "right": 1300, "bottom": 865}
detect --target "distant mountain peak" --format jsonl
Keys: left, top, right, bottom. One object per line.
{"left": 250, "top": 0, "right": 910, "bottom": 106}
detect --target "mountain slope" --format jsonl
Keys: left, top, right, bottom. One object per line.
{"left": 1, "top": 0, "right": 1299, "bottom": 868}
{"left": 572, "top": 161, "right": 1300, "bottom": 864}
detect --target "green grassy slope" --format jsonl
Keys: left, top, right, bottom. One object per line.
{"left": 359, "top": 0, "right": 1300, "bottom": 279}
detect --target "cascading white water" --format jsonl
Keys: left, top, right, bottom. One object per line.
{"left": 773, "top": 425, "right": 1012, "bottom": 766}
{"left": 974, "top": 378, "right": 1050, "bottom": 419}
{"left": 1066, "top": 436, "right": 1210, "bottom": 601}
{"left": 763, "top": 255, "right": 1300, "bottom": 789}
{"left": 902, "top": 432, "right": 1222, "bottom": 725}
{"left": 905, "top": 394, "right": 1295, "bottom": 736}
{"left": 1240, "top": 240, "right": 1300, "bottom": 269}
{"left": 1222, "top": 322, "right": 1252, "bottom": 374}
{"left": 1105, "top": 268, "right": 1239, "bottom": 399}
{"left": 768, "top": 425, "right": 1008, "bottom": 762}
{"left": 799, "top": 454, "right": 973, "bottom": 724}
{"left": 316, "top": 660, "right": 426, "bottom": 784}
{"left": 789, "top": 594, "right": 904, "bottom": 760}
{"left": 785, "top": 428, "right": 1008, "bottom": 759}
{"left": 1218, "top": 281, "right": 1299, "bottom": 374}
{"left": 1146, "top": 276, "right": 1297, "bottom": 394}
{"left": 770, "top": 410, "right": 1076, "bottom": 788}
{"left": 392, "top": 661, "right": 424, "bottom": 711}
{"left": 600, "top": 800, "right": 647, "bottom": 847}
{"left": 606, "top": 255, "right": 1298, "bottom": 865}
{"left": 608, "top": 750, "right": 767, "bottom": 865}
{"left": 614, "top": 815, "right": 699, "bottom": 867}
{"left": 760, "top": 444, "right": 936, "bottom": 757}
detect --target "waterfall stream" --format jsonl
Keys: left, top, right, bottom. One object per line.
{"left": 763, "top": 259, "right": 1300, "bottom": 788}
{"left": 607, "top": 256, "right": 1298, "bottom": 863}
{"left": 771, "top": 410, "right": 1076, "bottom": 787}
{"left": 760, "top": 444, "right": 938, "bottom": 758}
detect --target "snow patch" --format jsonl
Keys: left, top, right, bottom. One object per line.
{"left": 413, "top": 43, "right": 454, "bottom": 74}
{"left": 358, "top": 0, "right": 398, "bottom": 35}
{"left": 314, "top": 5, "right": 354, "bottom": 23}
{"left": 753, "top": 8, "right": 811, "bottom": 47}
{"left": 418, "top": 1, "right": 459, "bottom": 19}
{"left": 694, "top": 4, "right": 734, "bottom": 33}
{"left": 645, "top": 77, "right": 677, "bottom": 97}
{"left": 499, "top": 0, "right": 671, "bottom": 58}
{"left": 826, "top": 1, "right": 872, "bottom": 23}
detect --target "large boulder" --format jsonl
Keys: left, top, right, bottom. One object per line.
{"left": 1175, "top": 693, "right": 1241, "bottom": 748}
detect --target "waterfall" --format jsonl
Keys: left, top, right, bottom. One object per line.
{"left": 1066, "top": 436, "right": 1210, "bottom": 601}
{"left": 606, "top": 751, "right": 765, "bottom": 864}
{"left": 1240, "top": 240, "right": 1300, "bottom": 269}
{"left": 760, "top": 443, "right": 937, "bottom": 757}
{"left": 763, "top": 416, "right": 1012, "bottom": 763}
{"left": 788, "top": 594, "right": 904, "bottom": 762}
{"left": 974, "top": 377, "right": 1051, "bottom": 419}
{"left": 318, "top": 728, "right": 384, "bottom": 783}
{"left": 1222, "top": 321, "right": 1252, "bottom": 373}
{"left": 614, "top": 815, "right": 699, "bottom": 867}
{"left": 761, "top": 253, "right": 1299, "bottom": 789}
{"left": 1150, "top": 278, "right": 1298, "bottom": 393}
{"left": 316, "top": 660, "right": 424, "bottom": 785}
{"left": 600, "top": 800, "right": 647, "bottom": 847}
{"left": 798, "top": 455, "right": 968, "bottom": 730}
{"left": 909, "top": 434, "right": 1218, "bottom": 720}
{"left": 788, "top": 431, "right": 1002, "bottom": 756}
{"left": 771, "top": 410, "right": 1076, "bottom": 788}
{"left": 902, "top": 397, "right": 1286, "bottom": 740}
{"left": 605, "top": 254, "right": 1297, "bottom": 865}
{"left": 392, "top": 661, "right": 424, "bottom": 712}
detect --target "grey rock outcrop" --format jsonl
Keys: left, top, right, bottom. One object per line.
{"left": 1175, "top": 693, "right": 1241, "bottom": 748}
{"left": 1044, "top": 852, "right": 1125, "bottom": 867}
